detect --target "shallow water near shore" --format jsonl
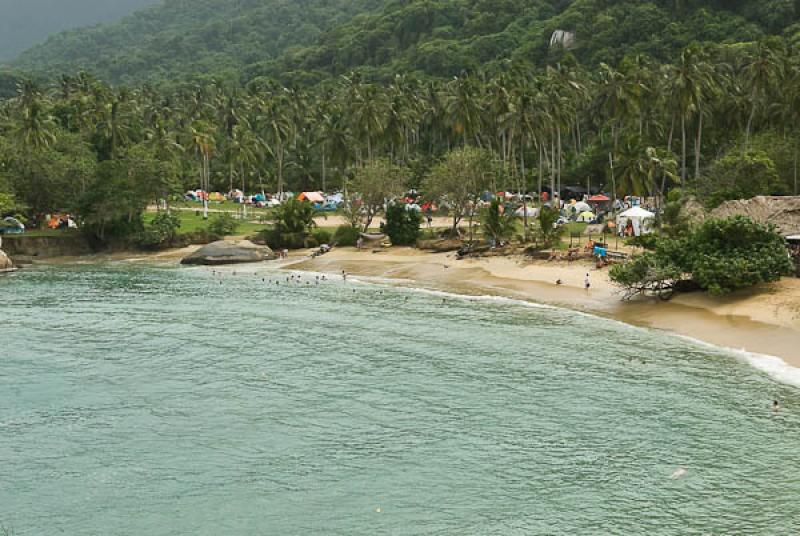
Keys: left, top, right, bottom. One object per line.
{"left": 2, "top": 263, "right": 800, "bottom": 535}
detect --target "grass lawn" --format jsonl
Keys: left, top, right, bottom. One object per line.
{"left": 144, "top": 211, "right": 268, "bottom": 236}
{"left": 563, "top": 222, "right": 589, "bottom": 235}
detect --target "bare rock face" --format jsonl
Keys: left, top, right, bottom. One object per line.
{"left": 181, "top": 240, "right": 276, "bottom": 266}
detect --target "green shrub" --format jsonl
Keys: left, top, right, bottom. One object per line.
{"left": 332, "top": 224, "right": 360, "bottom": 246}
{"left": 382, "top": 203, "right": 421, "bottom": 246}
{"left": 312, "top": 228, "right": 332, "bottom": 245}
{"left": 138, "top": 211, "right": 181, "bottom": 249}
{"left": 611, "top": 216, "right": 793, "bottom": 297}
{"left": 207, "top": 213, "right": 240, "bottom": 238}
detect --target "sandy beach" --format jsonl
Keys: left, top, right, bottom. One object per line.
{"left": 282, "top": 246, "right": 800, "bottom": 368}
{"left": 40, "top": 241, "right": 800, "bottom": 369}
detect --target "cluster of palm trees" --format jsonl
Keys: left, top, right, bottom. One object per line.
{"left": 1, "top": 37, "right": 798, "bottom": 218}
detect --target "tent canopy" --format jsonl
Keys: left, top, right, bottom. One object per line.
{"left": 619, "top": 206, "right": 655, "bottom": 218}
{"left": 589, "top": 194, "right": 611, "bottom": 202}
{"left": 573, "top": 201, "right": 592, "bottom": 213}
{"left": 617, "top": 206, "right": 655, "bottom": 236}
{"left": 298, "top": 191, "right": 325, "bottom": 203}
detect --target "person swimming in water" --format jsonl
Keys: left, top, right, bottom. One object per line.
{"left": 773, "top": 400, "right": 780, "bottom": 413}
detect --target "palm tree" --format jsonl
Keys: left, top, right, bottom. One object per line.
{"left": 741, "top": 38, "right": 785, "bottom": 150}
{"left": 190, "top": 120, "right": 216, "bottom": 219}
{"left": 445, "top": 74, "right": 483, "bottom": 147}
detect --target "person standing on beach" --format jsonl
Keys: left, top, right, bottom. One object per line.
{"left": 584, "top": 273, "right": 591, "bottom": 292}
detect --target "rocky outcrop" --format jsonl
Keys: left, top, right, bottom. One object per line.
{"left": 0, "top": 234, "right": 91, "bottom": 258}
{"left": 181, "top": 240, "right": 276, "bottom": 265}
{"left": 711, "top": 196, "right": 800, "bottom": 236}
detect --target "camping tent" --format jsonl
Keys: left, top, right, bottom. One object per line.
{"left": 616, "top": 206, "right": 655, "bottom": 236}
{"left": 515, "top": 206, "right": 539, "bottom": 218}
{"left": 573, "top": 201, "right": 592, "bottom": 213}
{"left": 576, "top": 211, "right": 595, "bottom": 223}
{"left": 298, "top": 192, "right": 325, "bottom": 203}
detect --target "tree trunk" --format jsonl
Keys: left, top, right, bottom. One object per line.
{"left": 694, "top": 113, "right": 703, "bottom": 181}
{"left": 521, "top": 142, "right": 527, "bottom": 240}
{"left": 241, "top": 161, "right": 247, "bottom": 220}
{"left": 550, "top": 135, "right": 556, "bottom": 204}
{"left": 228, "top": 159, "right": 234, "bottom": 195}
{"left": 556, "top": 128, "right": 563, "bottom": 197}
{"left": 745, "top": 91, "right": 757, "bottom": 152}
{"left": 321, "top": 145, "right": 327, "bottom": 193}
{"left": 681, "top": 115, "right": 687, "bottom": 183}
{"left": 538, "top": 142, "right": 544, "bottom": 207}
{"left": 667, "top": 115, "right": 675, "bottom": 154}
{"left": 202, "top": 152, "right": 209, "bottom": 220}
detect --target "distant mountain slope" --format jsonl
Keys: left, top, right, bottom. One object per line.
{"left": 11, "top": 0, "right": 800, "bottom": 86}
{"left": 12, "top": 0, "right": 387, "bottom": 85}
{"left": 0, "top": 0, "right": 158, "bottom": 60}
{"left": 266, "top": 0, "right": 800, "bottom": 81}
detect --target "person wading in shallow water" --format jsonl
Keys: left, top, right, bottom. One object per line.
{"left": 584, "top": 273, "right": 591, "bottom": 292}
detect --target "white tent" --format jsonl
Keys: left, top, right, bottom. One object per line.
{"left": 573, "top": 201, "right": 592, "bottom": 213}
{"left": 515, "top": 206, "right": 540, "bottom": 218}
{"left": 616, "top": 206, "right": 655, "bottom": 236}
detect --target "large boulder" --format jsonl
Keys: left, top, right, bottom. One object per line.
{"left": 0, "top": 249, "right": 13, "bottom": 272}
{"left": 181, "top": 240, "right": 276, "bottom": 266}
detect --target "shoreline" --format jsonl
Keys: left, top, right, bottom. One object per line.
{"left": 283, "top": 247, "right": 800, "bottom": 370}
{"left": 20, "top": 243, "right": 800, "bottom": 375}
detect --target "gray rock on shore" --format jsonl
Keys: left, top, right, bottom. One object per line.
{"left": 181, "top": 240, "right": 276, "bottom": 266}
{"left": 0, "top": 249, "right": 13, "bottom": 272}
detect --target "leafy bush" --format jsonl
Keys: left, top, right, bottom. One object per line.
{"left": 272, "top": 199, "right": 316, "bottom": 234}
{"left": 535, "top": 208, "right": 564, "bottom": 247}
{"left": 611, "top": 216, "right": 793, "bottom": 297}
{"left": 312, "top": 228, "right": 332, "bottom": 245}
{"left": 207, "top": 213, "right": 240, "bottom": 238}
{"left": 382, "top": 203, "right": 421, "bottom": 246}
{"left": 332, "top": 224, "right": 360, "bottom": 247}
{"left": 138, "top": 211, "right": 181, "bottom": 249}
{"left": 480, "top": 199, "right": 517, "bottom": 245}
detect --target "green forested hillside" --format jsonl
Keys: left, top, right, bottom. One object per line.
{"left": 270, "top": 0, "right": 800, "bottom": 82}
{"left": 12, "top": 0, "right": 387, "bottom": 86}
{"left": 10, "top": 0, "right": 800, "bottom": 85}
{"left": 2, "top": 0, "right": 800, "bottom": 252}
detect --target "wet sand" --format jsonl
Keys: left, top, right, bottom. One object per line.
{"left": 287, "top": 247, "right": 800, "bottom": 368}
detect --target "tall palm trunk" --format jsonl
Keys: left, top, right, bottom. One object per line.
{"left": 321, "top": 149, "right": 327, "bottom": 193}
{"left": 202, "top": 152, "right": 210, "bottom": 220}
{"left": 681, "top": 115, "right": 687, "bottom": 183}
{"left": 694, "top": 113, "right": 703, "bottom": 181}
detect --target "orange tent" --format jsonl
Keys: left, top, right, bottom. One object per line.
{"left": 297, "top": 192, "right": 325, "bottom": 203}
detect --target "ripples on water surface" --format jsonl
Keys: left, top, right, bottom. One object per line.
{"left": 1, "top": 264, "right": 799, "bottom": 535}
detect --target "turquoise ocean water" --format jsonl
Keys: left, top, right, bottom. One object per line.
{"left": 1, "top": 263, "right": 799, "bottom": 535}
